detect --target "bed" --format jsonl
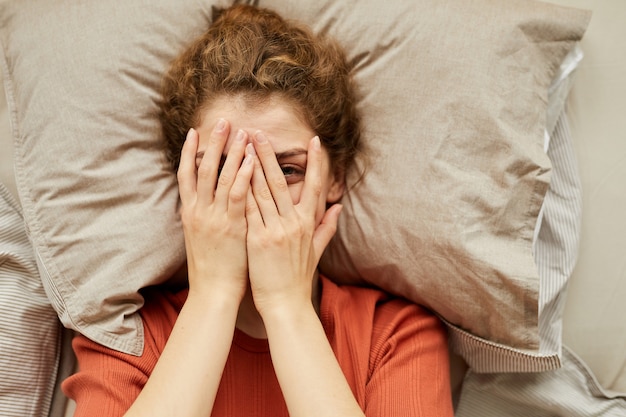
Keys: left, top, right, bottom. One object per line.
{"left": 0, "top": 0, "right": 625, "bottom": 416}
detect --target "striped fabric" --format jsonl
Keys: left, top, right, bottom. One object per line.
{"left": 452, "top": 111, "right": 626, "bottom": 415}
{"left": 448, "top": 108, "right": 583, "bottom": 373}
{"left": 456, "top": 346, "right": 626, "bottom": 416}
{"left": 534, "top": 109, "right": 583, "bottom": 357}
{"left": 0, "top": 184, "right": 62, "bottom": 417}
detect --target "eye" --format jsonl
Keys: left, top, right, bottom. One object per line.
{"left": 281, "top": 165, "right": 305, "bottom": 184}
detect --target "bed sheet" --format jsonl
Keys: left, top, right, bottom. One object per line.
{"left": 550, "top": 0, "right": 626, "bottom": 394}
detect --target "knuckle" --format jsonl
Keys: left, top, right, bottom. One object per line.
{"left": 180, "top": 209, "right": 192, "bottom": 226}
{"left": 285, "top": 219, "right": 305, "bottom": 238}
{"left": 247, "top": 234, "right": 264, "bottom": 249}
{"left": 208, "top": 132, "right": 223, "bottom": 146}
{"left": 258, "top": 186, "right": 273, "bottom": 202}
{"left": 217, "top": 173, "right": 232, "bottom": 188}
{"left": 267, "top": 231, "right": 287, "bottom": 247}
{"left": 229, "top": 188, "right": 245, "bottom": 204}
{"left": 272, "top": 177, "right": 289, "bottom": 193}
{"left": 181, "top": 211, "right": 201, "bottom": 231}
{"left": 176, "top": 168, "right": 185, "bottom": 182}
{"left": 246, "top": 200, "right": 259, "bottom": 216}
{"left": 197, "top": 164, "right": 213, "bottom": 180}
{"left": 311, "top": 179, "right": 322, "bottom": 196}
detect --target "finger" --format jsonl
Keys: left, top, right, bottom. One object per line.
{"left": 227, "top": 145, "right": 255, "bottom": 219}
{"left": 250, "top": 150, "right": 280, "bottom": 227}
{"left": 214, "top": 129, "right": 248, "bottom": 211}
{"left": 312, "top": 204, "right": 343, "bottom": 262}
{"left": 299, "top": 136, "right": 323, "bottom": 214}
{"left": 196, "top": 118, "right": 230, "bottom": 206}
{"left": 245, "top": 186, "right": 264, "bottom": 230}
{"left": 177, "top": 128, "right": 199, "bottom": 204}
{"left": 253, "top": 131, "right": 295, "bottom": 216}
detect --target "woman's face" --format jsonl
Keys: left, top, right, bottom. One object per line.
{"left": 195, "top": 95, "right": 345, "bottom": 224}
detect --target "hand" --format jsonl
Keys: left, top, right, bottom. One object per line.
{"left": 245, "top": 132, "right": 343, "bottom": 316}
{"left": 177, "top": 120, "right": 254, "bottom": 302}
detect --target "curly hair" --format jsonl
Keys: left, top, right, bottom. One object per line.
{"left": 159, "top": 4, "right": 361, "bottom": 179}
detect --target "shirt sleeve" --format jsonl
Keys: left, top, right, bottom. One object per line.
{"left": 61, "top": 332, "right": 157, "bottom": 417}
{"left": 61, "top": 289, "right": 178, "bottom": 417}
{"left": 365, "top": 301, "right": 455, "bottom": 417}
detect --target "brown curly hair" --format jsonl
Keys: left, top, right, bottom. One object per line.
{"left": 159, "top": 4, "right": 361, "bottom": 179}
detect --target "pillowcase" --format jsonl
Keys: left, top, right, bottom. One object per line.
{"left": 0, "top": 183, "right": 61, "bottom": 417}
{"left": 0, "top": 0, "right": 215, "bottom": 355}
{"left": 0, "top": 0, "right": 590, "bottom": 369}
{"left": 271, "top": 0, "right": 590, "bottom": 371}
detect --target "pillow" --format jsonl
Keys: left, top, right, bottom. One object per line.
{"left": 0, "top": 183, "right": 62, "bottom": 417}
{"left": 272, "top": 0, "right": 590, "bottom": 371}
{"left": 0, "top": 70, "right": 17, "bottom": 201}
{"left": 0, "top": 0, "right": 215, "bottom": 355}
{"left": 0, "top": 0, "right": 590, "bottom": 368}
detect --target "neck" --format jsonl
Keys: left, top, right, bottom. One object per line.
{"left": 235, "top": 272, "right": 321, "bottom": 339}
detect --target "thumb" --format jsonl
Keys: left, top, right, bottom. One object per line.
{"left": 312, "top": 204, "right": 343, "bottom": 259}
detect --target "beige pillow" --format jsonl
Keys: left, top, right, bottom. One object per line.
{"left": 0, "top": 0, "right": 590, "bottom": 368}
{"left": 0, "top": 0, "right": 222, "bottom": 355}
{"left": 270, "top": 0, "right": 590, "bottom": 371}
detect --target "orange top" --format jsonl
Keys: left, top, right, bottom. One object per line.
{"left": 63, "top": 276, "right": 454, "bottom": 417}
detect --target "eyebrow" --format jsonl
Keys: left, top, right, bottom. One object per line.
{"left": 195, "top": 148, "right": 308, "bottom": 162}
{"left": 275, "top": 149, "right": 308, "bottom": 159}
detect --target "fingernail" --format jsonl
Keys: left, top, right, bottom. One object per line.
{"left": 255, "top": 131, "right": 267, "bottom": 143}
{"left": 243, "top": 154, "right": 253, "bottom": 166}
{"left": 236, "top": 129, "right": 246, "bottom": 142}
{"left": 313, "top": 136, "right": 321, "bottom": 149}
{"left": 215, "top": 118, "right": 226, "bottom": 132}
{"left": 186, "top": 128, "right": 195, "bottom": 139}
{"left": 246, "top": 143, "right": 256, "bottom": 156}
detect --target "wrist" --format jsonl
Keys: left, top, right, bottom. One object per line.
{"left": 258, "top": 296, "right": 318, "bottom": 329}
{"left": 186, "top": 267, "right": 247, "bottom": 302}
{"left": 253, "top": 272, "right": 321, "bottom": 321}
{"left": 185, "top": 284, "right": 243, "bottom": 316}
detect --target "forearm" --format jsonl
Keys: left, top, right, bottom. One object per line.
{"left": 124, "top": 291, "right": 238, "bottom": 417}
{"left": 262, "top": 302, "right": 365, "bottom": 417}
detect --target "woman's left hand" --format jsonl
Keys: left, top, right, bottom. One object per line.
{"left": 245, "top": 132, "right": 364, "bottom": 417}
{"left": 245, "top": 132, "right": 342, "bottom": 317}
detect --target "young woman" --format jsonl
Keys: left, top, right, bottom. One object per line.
{"left": 63, "top": 5, "right": 454, "bottom": 417}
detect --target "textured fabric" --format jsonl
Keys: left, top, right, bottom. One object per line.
{"left": 0, "top": 0, "right": 212, "bottom": 355}
{"left": 555, "top": 0, "right": 626, "bottom": 394}
{"left": 448, "top": 105, "right": 584, "bottom": 372}
{"left": 63, "top": 277, "right": 454, "bottom": 417}
{"left": 0, "top": 0, "right": 591, "bottom": 369}
{"left": 456, "top": 346, "right": 626, "bottom": 417}
{"left": 0, "top": 69, "right": 17, "bottom": 200}
{"left": 272, "top": 1, "right": 590, "bottom": 371}
{"left": 448, "top": 105, "right": 623, "bottom": 416}
{"left": 0, "top": 183, "right": 61, "bottom": 417}
{"left": 535, "top": 110, "right": 583, "bottom": 356}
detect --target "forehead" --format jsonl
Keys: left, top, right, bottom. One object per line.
{"left": 196, "top": 95, "right": 315, "bottom": 153}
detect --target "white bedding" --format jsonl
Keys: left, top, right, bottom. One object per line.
{"left": 0, "top": 184, "right": 60, "bottom": 416}
{"left": 551, "top": 0, "right": 626, "bottom": 395}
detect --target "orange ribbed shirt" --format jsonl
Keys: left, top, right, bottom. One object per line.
{"left": 63, "top": 276, "right": 454, "bottom": 416}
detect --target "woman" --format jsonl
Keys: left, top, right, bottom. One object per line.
{"left": 63, "top": 5, "right": 454, "bottom": 417}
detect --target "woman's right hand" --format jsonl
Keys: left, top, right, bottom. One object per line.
{"left": 177, "top": 119, "right": 254, "bottom": 303}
